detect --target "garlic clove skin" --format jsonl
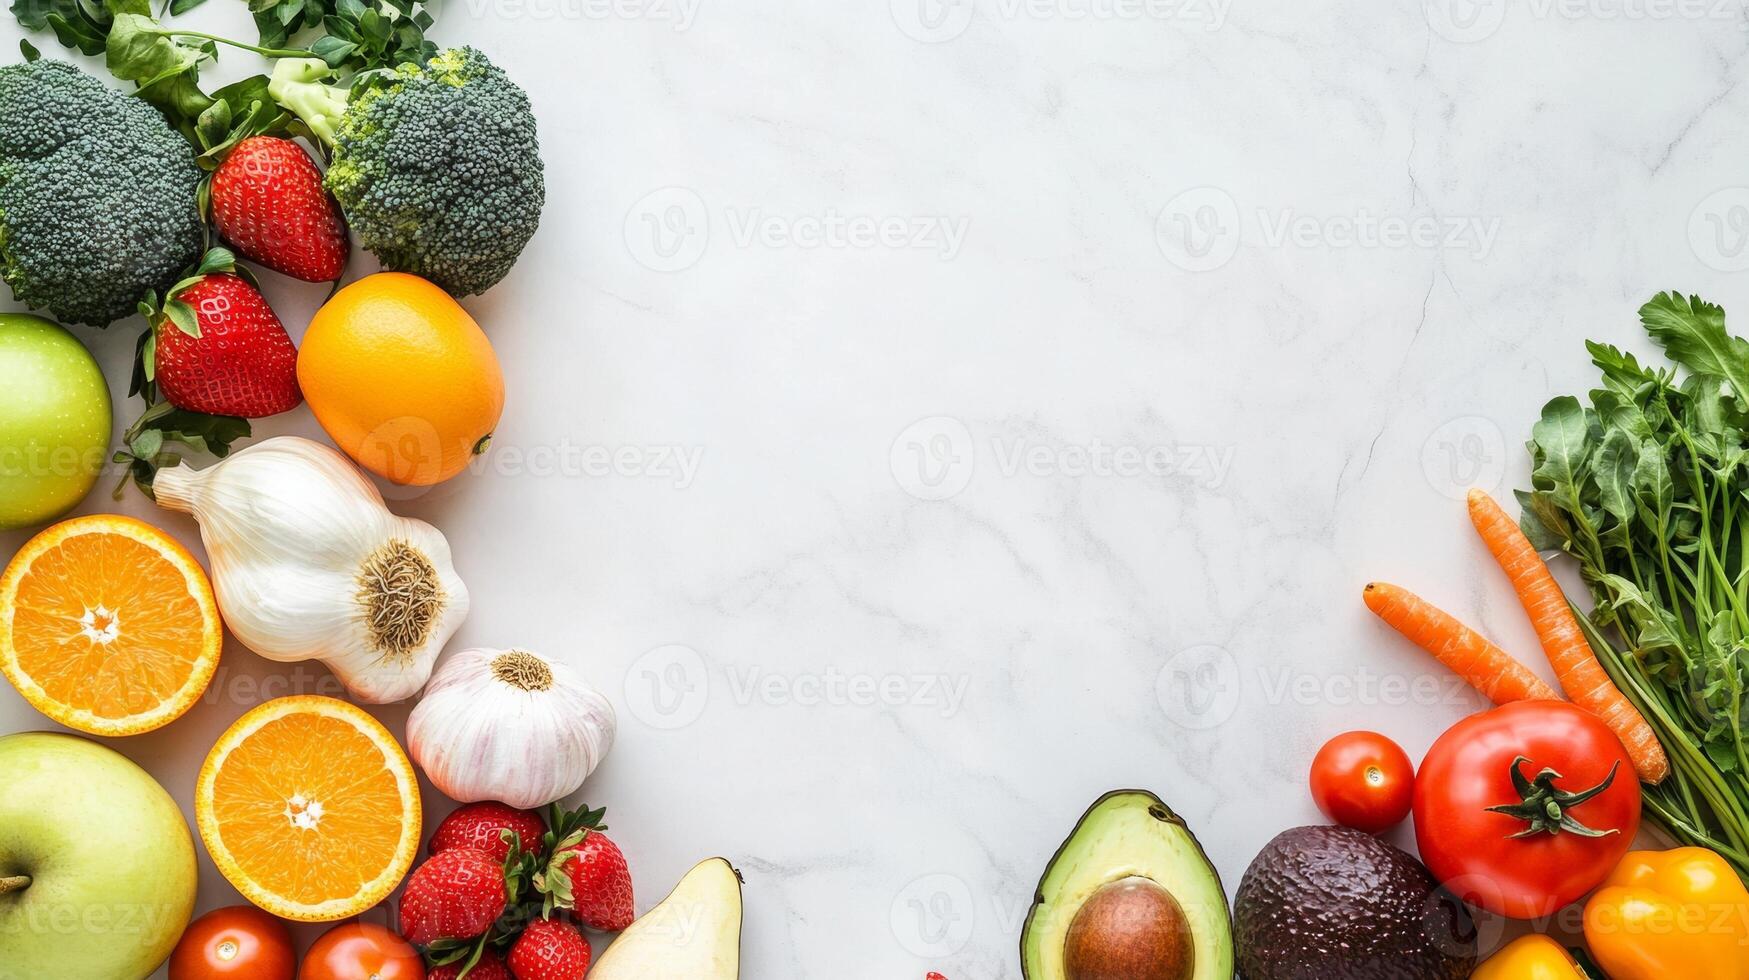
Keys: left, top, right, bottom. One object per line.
{"left": 154, "top": 436, "right": 470, "bottom": 704}
{"left": 408, "top": 647, "right": 617, "bottom": 810}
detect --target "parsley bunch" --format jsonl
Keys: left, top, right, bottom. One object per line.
{"left": 1520, "top": 293, "right": 1749, "bottom": 875}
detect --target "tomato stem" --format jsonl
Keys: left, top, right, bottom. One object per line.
{"left": 1485, "top": 755, "right": 1623, "bottom": 839}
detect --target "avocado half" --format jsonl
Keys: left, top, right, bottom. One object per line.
{"left": 1020, "top": 790, "right": 1235, "bottom": 980}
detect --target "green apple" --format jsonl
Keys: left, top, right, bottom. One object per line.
{"left": 0, "top": 733, "right": 197, "bottom": 979}
{"left": 0, "top": 314, "right": 112, "bottom": 531}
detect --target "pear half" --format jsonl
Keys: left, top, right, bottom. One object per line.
{"left": 590, "top": 857, "right": 744, "bottom": 979}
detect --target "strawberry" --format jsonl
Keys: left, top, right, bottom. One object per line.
{"left": 429, "top": 949, "right": 513, "bottom": 980}
{"left": 506, "top": 918, "right": 591, "bottom": 980}
{"left": 209, "top": 136, "right": 348, "bottom": 282}
{"left": 927, "top": 974, "right": 948, "bottom": 980}
{"left": 540, "top": 830, "right": 633, "bottom": 932}
{"left": 433, "top": 803, "right": 549, "bottom": 864}
{"left": 399, "top": 848, "right": 510, "bottom": 947}
{"left": 145, "top": 255, "right": 301, "bottom": 419}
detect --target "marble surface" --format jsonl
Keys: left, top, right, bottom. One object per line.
{"left": 3, "top": 0, "right": 1749, "bottom": 975}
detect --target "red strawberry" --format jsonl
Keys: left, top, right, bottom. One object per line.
{"left": 507, "top": 918, "right": 591, "bottom": 980}
{"left": 927, "top": 974, "right": 948, "bottom": 980}
{"left": 429, "top": 950, "right": 514, "bottom": 980}
{"left": 151, "top": 271, "right": 301, "bottom": 418}
{"left": 432, "top": 803, "right": 549, "bottom": 864}
{"left": 541, "top": 831, "right": 634, "bottom": 932}
{"left": 209, "top": 136, "right": 348, "bottom": 282}
{"left": 398, "top": 848, "right": 509, "bottom": 946}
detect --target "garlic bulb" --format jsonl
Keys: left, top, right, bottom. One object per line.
{"left": 408, "top": 647, "right": 617, "bottom": 809}
{"left": 153, "top": 436, "right": 470, "bottom": 703}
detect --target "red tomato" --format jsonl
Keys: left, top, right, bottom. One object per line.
{"left": 299, "top": 923, "right": 425, "bottom": 980}
{"left": 170, "top": 905, "right": 296, "bottom": 980}
{"left": 1308, "top": 730, "right": 1414, "bottom": 833}
{"left": 1414, "top": 700, "right": 1640, "bottom": 918}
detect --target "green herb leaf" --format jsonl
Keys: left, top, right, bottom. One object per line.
{"left": 1642, "top": 292, "right": 1749, "bottom": 407}
{"left": 1531, "top": 395, "right": 1591, "bottom": 495}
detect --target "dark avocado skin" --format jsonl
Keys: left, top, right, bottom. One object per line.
{"left": 1234, "top": 825, "right": 1475, "bottom": 980}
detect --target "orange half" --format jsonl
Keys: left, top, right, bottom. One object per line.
{"left": 0, "top": 514, "right": 222, "bottom": 735}
{"left": 196, "top": 696, "right": 422, "bottom": 921}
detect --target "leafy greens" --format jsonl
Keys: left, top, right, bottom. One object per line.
{"left": 1520, "top": 292, "right": 1749, "bottom": 873}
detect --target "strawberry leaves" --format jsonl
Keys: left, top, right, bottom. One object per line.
{"left": 420, "top": 804, "right": 609, "bottom": 976}
{"left": 112, "top": 401, "right": 250, "bottom": 499}
{"left": 531, "top": 802, "right": 607, "bottom": 918}
{"left": 116, "top": 248, "right": 256, "bottom": 498}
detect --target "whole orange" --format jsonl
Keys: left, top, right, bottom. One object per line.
{"left": 298, "top": 273, "right": 504, "bottom": 486}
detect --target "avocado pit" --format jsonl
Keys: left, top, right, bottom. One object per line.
{"left": 1063, "top": 877, "right": 1194, "bottom": 980}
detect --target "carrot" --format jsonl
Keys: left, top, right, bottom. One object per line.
{"left": 1467, "top": 488, "right": 1670, "bottom": 784}
{"left": 1363, "top": 581, "right": 1562, "bottom": 704}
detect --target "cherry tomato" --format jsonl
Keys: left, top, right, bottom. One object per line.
{"left": 1308, "top": 730, "right": 1414, "bottom": 833}
{"left": 1414, "top": 700, "right": 1640, "bottom": 919}
{"left": 169, "top": 905, "right": 296, "bottom": 980}
{"left": 298, "top": 923, "right": 425, "bottom": 980}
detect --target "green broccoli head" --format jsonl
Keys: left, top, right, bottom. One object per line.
{"left": 0, "top": 60, "right": 204, "bottom": 327}
{"left": 321, "top": 47, "right": 545, "bottom": 297}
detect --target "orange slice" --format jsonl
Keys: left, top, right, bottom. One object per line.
{"left": 196, "top": 696, "right": 422, "bottom": 921}
{"left": 0, "top": 514, "right": 222, "bottom": 736}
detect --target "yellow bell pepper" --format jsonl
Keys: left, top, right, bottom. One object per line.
{"left": 1583, "top": 847, "right": 1749, "bottom": 980}
{"left": 1473, "top": 935, "right": 1586, "bottom": 980}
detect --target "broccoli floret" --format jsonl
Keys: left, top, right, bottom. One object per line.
{"left": 272, "top": 48, "right": 545, "bottom": 297}
{"left": 0, "top": 60, "right": 204, "bottom": 326}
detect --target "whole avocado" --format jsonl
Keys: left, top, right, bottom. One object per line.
{"left": 1234, "top": 825, "right": 1475, "bottom": 980}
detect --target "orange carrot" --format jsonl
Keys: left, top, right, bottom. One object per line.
{"left": 1363, "top": 581, "right": 1562, "bottom": 704}
{"left": 1467, "top": 488, "right": 1670, "bottom": 784}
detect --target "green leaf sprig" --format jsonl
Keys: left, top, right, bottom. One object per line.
{"left": 1521, "top": 292, "right": 1749, "bottom": 876}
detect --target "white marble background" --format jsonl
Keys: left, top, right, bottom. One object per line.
{"left": 3, "top": 0, "right": 1748, "bottom": 975}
